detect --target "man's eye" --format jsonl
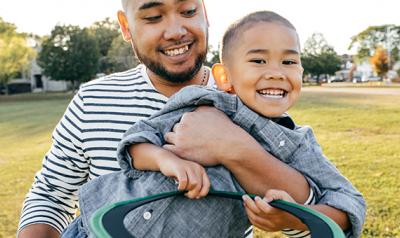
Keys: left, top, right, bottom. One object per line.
{"left": 250, "top": 59, "right": 267, "bottom": 64}
{"left": 182, "top": 8, "right": 197, "bottom": 17}
{"left": 283, "top": 60, "right": 297, "bottom": 65}
{"left": 143, "top": 15, "right": 162, "bottom": 22}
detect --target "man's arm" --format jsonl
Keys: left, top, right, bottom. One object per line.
{"left": 164, "top": 107, "right": 365, "bottom": 235}
{"left": 18, "top": 224, "right": 60, "bottom": 238}
{"left": 163, "top": 106, "right": 310, "bottom": 202}
{"left": 18, "top": 93, "right": 89, "bottom": 238}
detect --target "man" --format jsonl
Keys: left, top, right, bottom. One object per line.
{"left": 18, "top": 1, "right": 348, "bottom": 237}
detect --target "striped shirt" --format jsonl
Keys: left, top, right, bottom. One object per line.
{"left": 18, "top": 65, "right": 170, "bottom": 233}
{"left": 18, "top": 64, "right": 313, "bottom": 237}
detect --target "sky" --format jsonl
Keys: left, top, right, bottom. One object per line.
{"left": 1, "top": 0, "right": 400, "bottom": 55}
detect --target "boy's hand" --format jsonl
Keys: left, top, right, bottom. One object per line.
{"left": 159, "top": 156, "right": 210, "bottom": 199}
{"left": 242, "top": 189, "right": 307, "bottom": 231}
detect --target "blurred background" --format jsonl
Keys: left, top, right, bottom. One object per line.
{"left": 0, "top": 1, "right": 399, "bottom": 237}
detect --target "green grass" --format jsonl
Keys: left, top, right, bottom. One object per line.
{"left": 1, "top": 89, "right": 399, "bottom": 237}
{"left": 0, "top": 92, "right": 74, "bottom": 238}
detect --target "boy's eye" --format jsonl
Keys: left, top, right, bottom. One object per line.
{"left": 250, "top": 59, "right": 267, "bottom": 64}
{"left": 182, "top": 8, "right": 197, "bottom": 17}
{"left": 143, "top": 15, "right": 162, "bottom": 22}
{"left": 282, "top": 60, "right": 297, "bottom": 65}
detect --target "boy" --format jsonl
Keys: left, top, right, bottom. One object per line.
{"left": 64, "top": 11, "right": 365, "bottom": 238}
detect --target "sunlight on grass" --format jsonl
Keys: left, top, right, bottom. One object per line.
{"left": 0, "top": 89, "right": 399, "bottom": 237}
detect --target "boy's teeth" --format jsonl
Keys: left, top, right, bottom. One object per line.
{"left": 164, "top": 45, "right": 189, "bottom": 56}
{"left": 257, "top": 89, "right": 286, "bottom": 97}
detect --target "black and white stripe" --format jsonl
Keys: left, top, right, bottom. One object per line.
{"left": 18, "top": 65, "right": 168, "bottom": 233}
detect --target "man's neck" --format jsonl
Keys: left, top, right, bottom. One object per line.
{"left": 146, "top": 67, "right": 208, "bottom": 98}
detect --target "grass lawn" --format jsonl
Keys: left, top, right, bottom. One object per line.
{"left": 1, "top": 89, "right": 399, "bottom": 238}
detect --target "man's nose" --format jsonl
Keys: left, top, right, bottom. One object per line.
{"left": 163, "top": 17, "right": 187, "bottom": 40}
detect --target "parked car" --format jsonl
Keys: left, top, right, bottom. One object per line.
{"left": 328, "top": 76, "right": 344, "bottom": 83}
{"left": 368, "top": 76, "right": 381, "bottom": 81}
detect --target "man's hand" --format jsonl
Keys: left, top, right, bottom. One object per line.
{"left": 242, "top": 189, "right": 307, "bottom": 231}
{"left": 159, "top": 155, "right": 210, "bottom": 199}
{"left": 163, "top": 106, "right": 253, "bottom": 166}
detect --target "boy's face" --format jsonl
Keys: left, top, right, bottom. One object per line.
{"left": 224, "top": 22, "right": 303, "bottom": 117}
{"left": 120, "top": 0, "right": 208, "bottom": 83}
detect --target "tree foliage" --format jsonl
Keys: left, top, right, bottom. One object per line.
{"left": 204, "top": 45, "right": 220, "bottom": 67}
{"left": 106, "top": 36, "right": 138, "bottom": 72}
{"left": 38, "top": 25, "right": 99, "bottom": 89}
{"left": 89, "top": 18, "right": 122, "bottom": 74}
{"left": 301, "top": 33, "right": 341, "bottom": 84}
{"left": 349, "top": 25, "right": 400, "bottom": 65}
{"left": 370, "top": 46, "right": 389, "bottom": 78}
{"left": 0, "top": 17, "right": 35, "bottom": 86}
{"left": 90, "top": 18, "right": 120, "bottom": 56}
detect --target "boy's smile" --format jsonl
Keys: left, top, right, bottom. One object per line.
{"left": 223, "top": 22, "right": 303, "bottom": 117}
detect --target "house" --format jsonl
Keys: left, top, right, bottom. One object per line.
{"left": 30, "top": 58, "right": 70, "bottom": 92}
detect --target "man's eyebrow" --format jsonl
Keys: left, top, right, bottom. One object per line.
{"left": 138, "top": 1, "right": 164, "bottom": 11}
{"left": 138, "top": 0, "right": 188, "bottom": 11}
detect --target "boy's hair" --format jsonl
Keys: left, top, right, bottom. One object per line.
{"left": 220, "top": 11, "right": 298, "bottom": 62}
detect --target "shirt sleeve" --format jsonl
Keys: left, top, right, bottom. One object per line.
{"left": 18, "top": 92, "right": 89, "bottom": 234}
{"left": 117, "top": 110, "right": 183, "bottom": 179}
{"left": 287, "top": 126, "right": 366, "bottom": 238}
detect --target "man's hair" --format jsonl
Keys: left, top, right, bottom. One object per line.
{"left": 220, "top": 11, "right": 297, "bottom": 62}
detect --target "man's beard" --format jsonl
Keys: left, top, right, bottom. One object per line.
{"left": 133, "top": 43, "right": 207, "bottom": 84}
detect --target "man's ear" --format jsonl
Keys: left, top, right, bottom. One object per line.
{"left": 212, "top": 63, "right": 234, "bottom": 93}
{"left": 117, "top": 11, "right": 132, "bottom": 42}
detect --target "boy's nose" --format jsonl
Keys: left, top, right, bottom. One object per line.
{"left": 263, "top": 68, "right": 286, "bottom": 80}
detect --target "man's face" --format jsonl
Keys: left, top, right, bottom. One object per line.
{"left": 124, "top": 0, "right": 208, "bottom": 83}
{"left": 225, "top": 22, "right": 303, "bottom": 117}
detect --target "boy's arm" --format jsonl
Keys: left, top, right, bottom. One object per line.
{"left": 243, "top": 190, "right": 349, "bottom": 231}
{"left": 129, "top": 143, "right": 210, "bottom": 199}
{"left": 163, "top": 107, "right": 365, "bottom": 236}
{"left": 163, "top": 107, "right": 310, "bottom": 202}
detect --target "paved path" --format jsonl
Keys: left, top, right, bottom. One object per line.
{"left": 302, "top": 86, "right": 400, "bottom": 95}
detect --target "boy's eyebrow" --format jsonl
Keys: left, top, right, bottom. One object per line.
{"left": 246, "top": 49, "right": 300, "bottom": 55}
{"left": 138, "top": 0, "right": 187, "bottom": 11}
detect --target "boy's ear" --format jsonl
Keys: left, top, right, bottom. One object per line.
{"left": 212, "top": 63, "right": 234, "bottom": 93}
{"left": 117, "top": 11, "right": 132, "bottom": 42}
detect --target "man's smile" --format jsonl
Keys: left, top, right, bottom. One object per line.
{"left": 160, "top": 41, "right": 193, "bottom": 57}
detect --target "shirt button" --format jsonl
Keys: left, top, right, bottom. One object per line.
{"left": 143, "top": 211, "right": 152, "bottom": 220}
{"left": 279, "top": 140, "right": 285, "bottom": 147}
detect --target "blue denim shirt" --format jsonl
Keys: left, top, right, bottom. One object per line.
{"left": 78, "top": 86, "right": 365, "bottom": 237}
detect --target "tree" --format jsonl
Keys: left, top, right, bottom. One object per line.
{"left": 204, "top": 45, "right": 220, "bottom": 67}
{"left": 349, "top": 25, "right": 400, "bottom": 66}
{"left": 38, "top": 25, "right": 100, "bottom": 90}
{"left": 106, "top": 36, "right": 138, "bottom": 72}
{"left": 370, "top": 46, "right": 389, "bottom": 78}
{"left": 0, "top": 17, "right": 35, "bottom": 91}
{"left": 301, "top": 33, "right": 341, "bottom": 84}
{"left": 90, "top": 18, "right": 121, "bottom": 74}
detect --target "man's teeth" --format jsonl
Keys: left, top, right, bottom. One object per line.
{"left": 257, "top": 89, "right": 286, "bottom": 98}
{"left": 164, "top": 45, "right": 189, "bottom": 56}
